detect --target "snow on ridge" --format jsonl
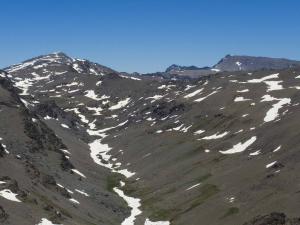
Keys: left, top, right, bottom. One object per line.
{"left": 7, "top": 53, "right": 72, "bottom": 73}
{"left": 6, "top": 60, "right": 38, "bottom": 73}
{"left": 120, "top": 75, "right": 142, "bottom": 81}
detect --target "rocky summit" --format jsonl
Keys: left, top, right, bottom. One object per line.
{"left": 1, "top": 52, "right": 300, "bottom": 225}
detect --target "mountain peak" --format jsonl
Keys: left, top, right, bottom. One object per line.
{"left": 4, "top": 52, "right": 116, "bottom": 75}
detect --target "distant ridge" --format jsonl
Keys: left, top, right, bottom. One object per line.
{"left": 164, "top": 55, "right": 300, "bottom": 78}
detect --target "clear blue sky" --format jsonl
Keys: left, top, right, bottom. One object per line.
{"left": 0, "top": 0, "right": 299, "bottom": 73}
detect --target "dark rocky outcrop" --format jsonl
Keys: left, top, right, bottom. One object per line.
{"left": 243, "top": 213, "right": 300, "bottom": 225}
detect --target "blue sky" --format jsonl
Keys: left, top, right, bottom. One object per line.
{"left": 0, "top": 0, "right": 299, "bottom": 73}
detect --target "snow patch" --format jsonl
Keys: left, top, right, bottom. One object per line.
{"left": 220, "top": 136, "right": 257, "bottom": 154}
{"left": 261, "top": 95, "right": 291, "bottom": 122}
{"left": 36, "top": 218, "right": 61, "bottom": 225}
{"left": 109, "top": 98, "right": 131, "bottom": 110}
{"left": 201, "top": 132, "right": 228, "bottom": 140}
{"left": 0, "top": 189, "right": 21, "bottom": 202}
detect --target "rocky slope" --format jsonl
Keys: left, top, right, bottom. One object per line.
{"left": 1, "top": 53, "right": 300, "bottom": 225}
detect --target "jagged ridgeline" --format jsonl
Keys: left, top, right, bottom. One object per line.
{"left": 1, "top": 53, "right": 300, "bottom": 225}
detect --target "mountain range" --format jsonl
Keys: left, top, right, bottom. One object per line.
{"left": 1, "top": 52, "right": 300, "bottom": 225}
{"left": 163, "top": 55, "right": 300, "bottom": 78}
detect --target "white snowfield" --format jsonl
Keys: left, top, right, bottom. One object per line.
{"left": 186, "top": 183, "right": 201, "bottom": 191}
{"left": 266, "top": 161, "right": 277, "bottom": 168}
{"left": 36, "top": 218, "right": 61, "bottom": 225}
{"left": 114, "top": 185, "right": 142, "bottom": 225}
{"left": 71, "top": 169, "right": 86, "bottom": 178}
{"left": 61, "top": 124, "right": 69, "bottom": 129}
{"left": 264, "top": 80, "right": 283, "bottom": 92}
{"left": 120, "top": 75, "right": 142, "bottom": 81}
{"left": 236, "top": 61, "right": 242, "bottom": 70}
{"left": 109, "top": 98, "right": 131, "bottom": 110}
{"left": 87, "top": 106, "right": 103, "bottom": 116}
{"left": 146, "top": 95, "right": 164, "bottom": 103}
{"left": 57, "top": 183, "right": 73, "bottom": 194}
{"left": 247, "top": 73, "right": 279, "bottom": 83}
{"left": 273, "top": 146, "right": 281, "bottom": 152}
{"left": 234, "top": 96, "right": 251, "bottom": 102}
{"left": 201, "top": 132, "right": 228, "bottom": 140}
{"left": 249, "top": 150, "right": 261, "bottom": 156}
{"left": 0, "top": 138, "right": 9, "bottom": 154}
{"left": 84, "top": 90, "right": 102, "bottom": 101}
{"left": 75, "top": 189, "right": 89, "bottom": 197}
{"left": 194, "top": 129, "right": 205, "bottom": 135}
{"left": 236, "top": 89, "right": 249, "bottom": 93}
{"left": 65, "top": 108, "right": 89, "bottom": 123}
{"left": 184, "top": 88, "right": 203, "bottom": 98}
{"left": 69, "top": 198, "right": 80, "bottom": 204}
{"left": 220, "top": 136, "right": 257, "bottom": 154}
{"left": 261, "top": 95, "right": 291, "bottom": 122}
{"left": 72, "top": 63, "right": 83, "bottom": 73}
{"left": 194, "top": 91, "right": 218, "bottom": 102}
{"left": 0, "top": 189, "right": 21, "bottom": 202}
{"left": 144, "top": 219, "right": 170, "bottom": 225}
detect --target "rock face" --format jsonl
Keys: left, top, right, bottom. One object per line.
{"left": 243, "top": 212, "right": 300, "bottom": 225}
{"left": 1, "top": 52, "right": 300, "bottom": 224}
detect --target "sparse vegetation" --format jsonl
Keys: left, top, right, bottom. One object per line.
{"left": 106, "top": 174, "right": 121, "bottom": 192}
{"left": 222, "top": 207, "right": 239, "bottom": 218}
